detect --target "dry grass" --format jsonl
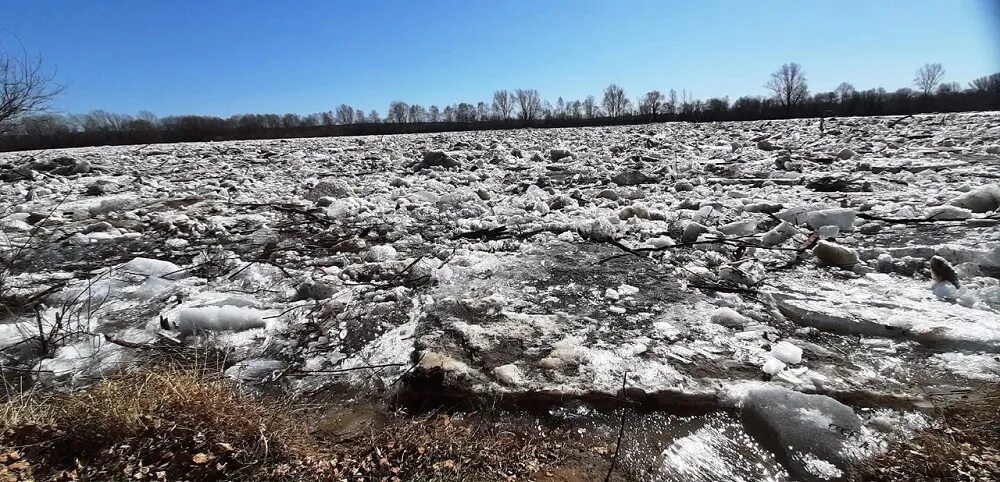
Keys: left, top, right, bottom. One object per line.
{"left": 851, "top": 384, "right": 1000, "bottom": 481}
{"left": 0, "top": 370, "right": 612, "bottom": 481}
{"left": 1, "top": 370, "right": 320, "bottom": 481}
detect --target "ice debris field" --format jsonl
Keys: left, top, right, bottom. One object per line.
{"left": 2, "top": 112, "right": 999, "bottom": 480}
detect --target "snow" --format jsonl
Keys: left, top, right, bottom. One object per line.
{"left": 799, "top": 452, "right": 844, "bottom": 480}
{"left": 120, "top": 257, "right": 187, "bottom": 279}
{"left": 931, "top": 352, "right": 1000, "bottom": 381}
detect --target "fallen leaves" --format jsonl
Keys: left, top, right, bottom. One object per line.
{"left": 191, "top": 453, "right": 214, "bottom": 465}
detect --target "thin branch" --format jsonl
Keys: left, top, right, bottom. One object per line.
{"left": 604, "top": 370, "right": 629, "bottom": 482}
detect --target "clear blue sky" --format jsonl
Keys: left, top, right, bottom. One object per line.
{"left": 3, "top": 0, "right": 999, "bottom": 117}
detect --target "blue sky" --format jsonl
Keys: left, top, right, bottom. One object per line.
{"left": 3, "top": 0, "right": 998, "bottom": 117}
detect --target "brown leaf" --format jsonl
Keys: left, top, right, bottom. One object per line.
{"left": 191, "top": 453, "right": 214, "bottom": 464}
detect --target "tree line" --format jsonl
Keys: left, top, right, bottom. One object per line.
{"left": 2, "top": 60, "right": 998, "bottom": 152}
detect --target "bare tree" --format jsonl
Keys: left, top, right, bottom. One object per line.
{"left": 667, "top": 89, "right": 678, "bottom": 115}
{"left": 937, "top": 82, "right": 961, "bottom": 94}
{"left": 136, "top": 110, "right": 157, "bottom": 123}
{"left": 388, "top": 101, "right": 408, "bottom": 123}
{"left": 514, "top": 88, "right": 541, "bottom": 123}
{"left": 335, "top": 104, "right": 355, "bottom": 124}
{"left": 81, "top": 110, "right": 132, "bottom": 131}
{"left": 407, "top": 103, "right": 426, "bottom": 123}
{"left": 602, "top": 84, "right": 628, "bottom": 118}
{"left": 834, "top": 82, "right": 855, "bottom": 103}
{"left": 476, "top": 101, "right": 489, "bottom": 122}
{"left": 455, "top": 102, "right": 476, "bottom": 123}
{"left": 639, "top": 90, "right": 664, "bottom": 118}
{"left": 567, "top": 99, "right": 582, "bottom": 119}
{"left": 554, "top": 97, "right": 566, "bottom": 119}
{"left": 969, "top": 73, "right": 1000, "bottom": 93}
{"left": 492, "top": 89, "right": 513, "bottom": 121}
{"left": 367, "top": 109, "right": 380, "bottom": 123}
{"left": 319, "top": 111, "right": 335, "bottom": 126}
{"left": 582, "top": 95, "right": 598, "bottom": 118}
{"left": 766, "top": 62, "right": 809, "bottom": 114}
{"left": 281, "top": 113, "right": 303, "bottom": 128}
{"left": 428, "top": 105, "right": 440, "bottom": 122}
{"left": 0, "top": 44, "right": 64, "bottom": 133}
{"left": 355, "top": 108, "right": 365, "bottom": 123}
{"left": 914, "top": 63, "right": 945, "bottom": 95}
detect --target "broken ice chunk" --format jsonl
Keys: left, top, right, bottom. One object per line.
{"left": 176, "top": 305, "right": 267, "bottom": 336}
{"left": 710, "top": 307, "right": 751, "bottom": 328}
{"left": 931, "top": 281, "right": 958, "bottom": 299}
{"left": 493, "top": 364, "right": 524, "bottom": 386}
{"left": 812, "top": 240, "right": 859, "bottom": 268}
{"left": 806, "top": 208, "right": 856, "bottom": 232}
{"left": 816, "top": 225, "right": 839, "bottom": 239}
{"left": 770, "top": 341, "right": 803, "bottom": 364}
{"left": 762, "top": 357, "right": 786, "bottom": 375}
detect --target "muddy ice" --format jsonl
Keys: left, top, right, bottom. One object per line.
{"left": 2, "top": 112, "right": 999, "bottom": 480}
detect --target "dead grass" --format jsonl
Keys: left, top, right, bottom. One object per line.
{"left": 851, "top": 384, "right": 1000, "bottom": 481}
{"left": 1, "top": 369, "right": 320, "bottom": 481}
{"left": 0, "top": 370, "right": 614, "bottom": 481}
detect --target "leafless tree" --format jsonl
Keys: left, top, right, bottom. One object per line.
{"left": 766, "top": 62, "right": 809, "bottom": 113}
{"left": 639, "top": 90, "right": 664, "bottom": 118}
{"left": 81, "top": 110, "right": 132, "bottom": 131}
{"left": 1, "top": 44, "right": 64, "bottom": 133}
{"left": 492, "top": 89, "right": 513, "bottom": 121}
{"left": 602, "top": 84, "right": 628, "bottom": 118}
{"left": 834, "top": 82, "right": 855, "bottom": 103}
{"left": 914, "top": 63, "right": 945, "bottom": 95}
{"left": 136, "top": 110, "right": 157, "bottom": 123}
{"left": 455, "top": 102, "right": 476, "bottom": 123}
{"left": 388, "top": 101, "right": 408, "bottom": 123}
{"left": 969, "top": 73, "right": 1000, "bottom": 93}
{"left": 514, "top": 88, "right": 541, "bottom": 123}
{"left": 582, "top": 95, "right": 598, "bottom": 118}
{"left": 367, "top": 109, "right": 380, "bottom": 123}
{"left": 281, "top": 113, "right": 303, "bottom": 128}
{"left": 667, "top": 89, "right": 678, "bottom": 115}
{"left": 302, "top": 113, "right": 320, "bottom": 127}
{"left": 476, "top": 101, "right": 489, "bottom": 121}
{"left": 428, "top": 105, "right": 440, "bottom": 122}
{"left": 18, "top": 113, "right": 72, "bottom": 136}
{"left": 567, "top": 100, "right": 582, "bottom": 119}
{"left": 335, "top": 104, "right": 355, "bottom": 124}
{"left": 407, "top": 103, "right": 426, "bottom": 123}
{"left": 937, "top": 82, "right": 961, "bottom": 94}
{"left": 554, "top": 97, "right": 566, "bottom": 119}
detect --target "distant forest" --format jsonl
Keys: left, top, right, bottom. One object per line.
{"left": 1, "top": 62, "right": 998, "bottom": 152}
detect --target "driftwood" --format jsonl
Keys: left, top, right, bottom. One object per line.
{"left": 888, "top": 114, "right": 915, "bottom": 128}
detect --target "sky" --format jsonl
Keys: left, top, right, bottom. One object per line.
{"left": 2, "top": 0, "right": 999, "bottom": 117}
